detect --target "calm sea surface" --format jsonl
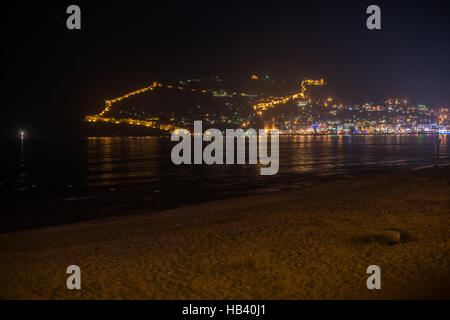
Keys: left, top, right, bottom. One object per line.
{"left": 1, "top": 135, "right": 448, "bottom": 231}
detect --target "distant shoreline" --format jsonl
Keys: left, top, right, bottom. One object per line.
{"left": 82, "top": 132, "right": 447, "bottom": 138}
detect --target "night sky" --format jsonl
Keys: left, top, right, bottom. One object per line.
{"left": 3, "top": 0, "right": 450, "bottom": 138}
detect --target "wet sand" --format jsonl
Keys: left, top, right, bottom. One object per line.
{"left": 1, "top": 166, "right": 449, "bottom": 299}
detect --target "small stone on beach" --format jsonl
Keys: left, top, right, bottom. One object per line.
{"left": 382, "top": 230, "right": 401, "bottom": 244}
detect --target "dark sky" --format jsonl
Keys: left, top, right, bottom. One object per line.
{"left": 3, "top": 0, "right": 450, "bottom": 138}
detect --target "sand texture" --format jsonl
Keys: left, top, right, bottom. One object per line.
{"left": 1, "top": 167, "right": 449, "bottom": 299}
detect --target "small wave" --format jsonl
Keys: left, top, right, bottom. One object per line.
{"left": 62, "top": 196, "right": 94, "bottom": 201}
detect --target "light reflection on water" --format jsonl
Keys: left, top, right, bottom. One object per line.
{"left": 4, "top": 134, "right": 449, "bottom": 199}
{"left": 2, "top": 134, "right": 448, "bottom": 231}
{"left": 84, "top": 135, "right": 448, "bottom": 194}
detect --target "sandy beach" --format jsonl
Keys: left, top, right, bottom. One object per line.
{"left": 1, "top": 166, "right": 449, "bottom": 299}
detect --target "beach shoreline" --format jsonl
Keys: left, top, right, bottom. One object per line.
{"left": 1, "top": 166, "right": 449, "bottom": 299}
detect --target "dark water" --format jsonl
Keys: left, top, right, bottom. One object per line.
{"left": 1, "top": 135, "right": 448, "bottom": 232}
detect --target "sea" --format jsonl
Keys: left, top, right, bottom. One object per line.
{"left": 1, "top": 134, "right": 448, "bottom": 232}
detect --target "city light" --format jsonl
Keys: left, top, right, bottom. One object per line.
{"left": 83, "top": 76, "right": 449, "bottom": 135}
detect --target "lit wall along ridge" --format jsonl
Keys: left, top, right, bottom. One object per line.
{"left": 84, "top": 75, "right": 325, "bottom": 132}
